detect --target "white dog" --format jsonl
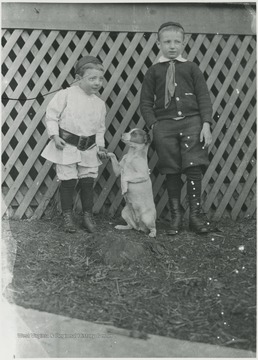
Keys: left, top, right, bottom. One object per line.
{"left": 108, "top": 128, "right": 156, "bottom": 238}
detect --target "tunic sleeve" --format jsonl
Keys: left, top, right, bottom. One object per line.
{"left": 45, "top": 89, "right": 68, "bottom": 138}
{"left": 95, "top": 102, "right": 106, "bottom": 147}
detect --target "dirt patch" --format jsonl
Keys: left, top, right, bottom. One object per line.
{"left": 2, "top": 213, "right": 256, "bottom": 352}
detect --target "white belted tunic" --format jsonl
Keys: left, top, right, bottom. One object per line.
{"left": 41, "top": 85, "right": 106, "bottom": 168}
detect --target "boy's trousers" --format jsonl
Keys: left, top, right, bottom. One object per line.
{"left": 152, "top": 115, "right": 209, "bottom": 175}
{"left": 56, "top": 163, "right": 98, "bottom": 180}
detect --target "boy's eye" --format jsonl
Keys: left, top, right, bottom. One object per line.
{"left": 88, "top": 76, "right": 104, "bottom": 81}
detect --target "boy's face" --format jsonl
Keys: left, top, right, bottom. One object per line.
{"left": 76, "top": 68, "right": 104, "bottom": 95}
{"left": 157, "top": 30, "right": 185, "bottom": 60}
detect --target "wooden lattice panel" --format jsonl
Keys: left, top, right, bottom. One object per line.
{"left": 2, "top": 29, "right": 256, "bottom": 220}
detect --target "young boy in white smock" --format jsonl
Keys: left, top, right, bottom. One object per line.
{"left": 41, "top": 56, "right": 108, "bottom": 233}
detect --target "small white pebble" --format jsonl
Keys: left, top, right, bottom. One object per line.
{"left": 238, "top": 245, "right": 245, "bottom": 251}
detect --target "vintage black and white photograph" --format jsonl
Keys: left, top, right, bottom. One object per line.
{"left": 1, "top": 0, "right": 256, "bottom": 358}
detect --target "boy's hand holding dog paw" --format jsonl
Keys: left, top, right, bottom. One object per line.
{"left": 97, "top": 146, "right": 109, "bottom": 159}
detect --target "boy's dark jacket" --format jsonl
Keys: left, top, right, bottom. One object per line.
{"left": 140, "top": 60, "right": 213, "bottom": 128}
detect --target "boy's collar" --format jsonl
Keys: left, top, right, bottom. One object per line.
{"left": 159, "top": 55, "right": 187, "bottom": 63}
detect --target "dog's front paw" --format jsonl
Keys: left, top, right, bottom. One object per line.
{"left": 149, "top": 229, "right": 157, "bottom": 238}
{"left": 107, "top": 152, "right": 116, "bottom": 158}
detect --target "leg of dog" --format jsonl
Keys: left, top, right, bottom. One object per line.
{"left": 141, "top": 211, "right": 157, "bottom": 238}
{"left": 115, "top": 205, "right": 136, "bottom": 230}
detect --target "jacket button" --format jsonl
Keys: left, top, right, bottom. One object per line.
{"left": 175, "top": 83, "right": 177, "bottom": 86}
{"left": 178, "top": 111, "right": 182, "bottom": 115}
{"left": 176, "top": 97, "right": 180, "bottom": 101}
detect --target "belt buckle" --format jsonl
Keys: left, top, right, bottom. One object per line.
{"left": 77, "top": 136, "right": 89, "bottom": 151}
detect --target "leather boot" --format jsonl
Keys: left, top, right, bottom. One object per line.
{"left": 167, "top": 198, "right": 182, "bottom": 235}
{"left": 186, "top": 167, "right": 209, "bottom": 234}
{"left": 60, "top": 179, "right": 77, "bottom": 233}
{"left": 63, "top": 210, "right": 76, "bottom": 233}
{"left": 188, "top": 188, "right": 209, "bottom": 234}
{"left": 83, "top": 211, "right": 96, "bottom": 233}
{"left": 79, "top": 177, "right": 95, "bottom": 233}
{"left": 189, "top": 200, "right": 209, "bottom": 233}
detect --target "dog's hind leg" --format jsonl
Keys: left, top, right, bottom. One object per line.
{"left": 115, "top": 205, "right": 137, "bottom": 231}
{"left": 115, "top": 224, "right": 133, "bottom": 230}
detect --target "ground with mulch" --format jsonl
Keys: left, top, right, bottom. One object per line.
{"left": 2, "top": 213, "right": 256, "bottom": 352}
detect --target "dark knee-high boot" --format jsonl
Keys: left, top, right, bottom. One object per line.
{"left": 185, "top": 166, "right": 209, "bottom": 234}
{"left": 79, "top": 177, "right": 96, "bottom": 233}
{"left": 60, "top": 179, "right": 77, "bottom": 233}
{"left": 166, "top": 173, "right": 183, "bottom": 235}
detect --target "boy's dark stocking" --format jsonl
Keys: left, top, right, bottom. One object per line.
{"left": 79, "top": 177, "right": 95, "bottom": 233}
{"left": 185, "top": 166, "right": 209, "bottom": 233}
{"left": 166, "top": 173, "right": 183, "bottom": 235}
{"left": 60, "top": 179, "right": 77, "bottom": 233}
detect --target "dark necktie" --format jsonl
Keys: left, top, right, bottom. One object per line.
{"left": 165, "top": 60, "right": 175, "bottom": 108}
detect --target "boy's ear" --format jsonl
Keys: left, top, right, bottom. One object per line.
{"left": 156, "top": 40, "right": 161, "bottom": 49}
{"left": 75, "top": 74, "right": 81, "bottom": 81}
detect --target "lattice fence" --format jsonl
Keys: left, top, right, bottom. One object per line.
{"left": 2, "top": 29, "right": 256, "bottom": 220}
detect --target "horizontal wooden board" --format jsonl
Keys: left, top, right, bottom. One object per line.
{"left": 2, "top": 3, "right": 256, "bottom": 35}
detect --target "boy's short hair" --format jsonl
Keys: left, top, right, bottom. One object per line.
{"left": 75, "top": 56, "right": 104, "bottom": 76}
{"left": 158, "top": 21, "right": 185, "bottom": 40}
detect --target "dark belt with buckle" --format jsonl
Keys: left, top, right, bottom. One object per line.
{"left": 59, "top": 128, "right": 96, "bottom": 151}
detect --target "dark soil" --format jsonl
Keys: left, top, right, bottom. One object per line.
{"left": 2, "top": 213, "right": 256, "bottom": 352}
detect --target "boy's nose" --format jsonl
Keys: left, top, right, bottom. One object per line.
{"left": 95, "top": 79, "right": 102, "bottom": 86}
